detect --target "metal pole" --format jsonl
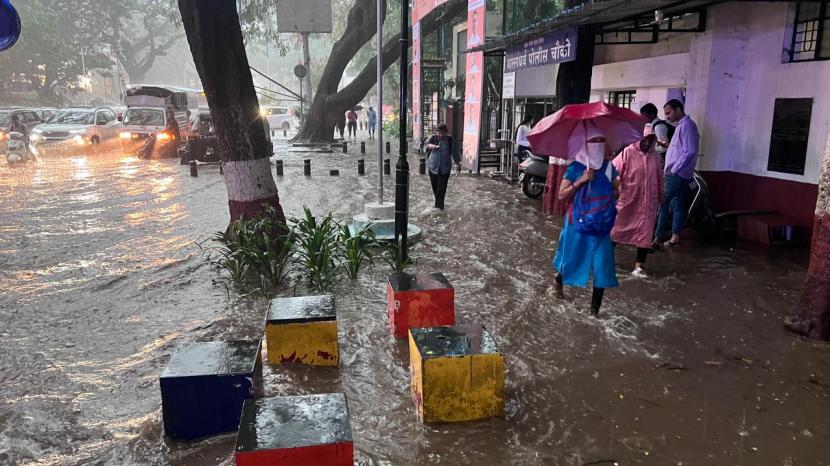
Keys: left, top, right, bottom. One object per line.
{"left": 376, "top": 0, "right": 384, "bottom": 204}
{"left": 299, "top": 77, "right": 304, "bottom": 129}
{"left": 395, "top": 0, "right": 410, "bottom": 258}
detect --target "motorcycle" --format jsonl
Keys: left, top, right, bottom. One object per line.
{"left": 5, "top": 131, "right": 35, "bottom": 164}
{"left": 517, "top": 148, "right": 548, "bottom": 199}
{"left": 138, "top": 132, "right": 179, "bottom": 159}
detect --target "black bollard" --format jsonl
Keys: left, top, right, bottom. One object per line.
{"left": 357, "top": 159, "right": 365, "bottom": 176}
{"left": 360, "top": 141, "right": 365, "bottom": 154}
{"left": 219, "top": 163, "right": 223, "bottom": 175}
{"left": 189, "top": 160, "right": 198, "bottom": 177}
{"left": 276, "top": 159, "right": 284, "bottom": 176}
{"left": 385, "top": 141, "right": 391, "bottom": 154}
{"left": 330, "top": 169, "right": 340, "bottom": 176}
{"left": 343, "top": 142, "right": 348, "bottom": 154}
{"left": 384, "top": 158, "right": 390, "bottom": 175}
{"left": 283, "top": 129, "right": 287, "bottom": 137}
{"left": 419, "top": 157, "right": 426, "bottom": 175}
{"left": 303, "top": 159, "right": 311, "bottom": 177}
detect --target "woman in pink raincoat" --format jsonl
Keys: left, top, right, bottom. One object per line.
{"left": 610, "top": 127, "right": 663, "bottom": 277}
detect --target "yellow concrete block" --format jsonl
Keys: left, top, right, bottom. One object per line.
{"left": 409, "top": 324, "right": 504, "bottom": 422}
{"left": 266, "top": 295, "right": 339, "bottom": 366}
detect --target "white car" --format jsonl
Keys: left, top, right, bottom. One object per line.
{"left": 29, "top": 107, "right": 119, "bottom": 154}
{"left": 261, "top": 106, "right": 295, "bottom": 131}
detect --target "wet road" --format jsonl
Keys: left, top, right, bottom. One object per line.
{"left": 1, "top": 140, "right": 829, "bottom": 465}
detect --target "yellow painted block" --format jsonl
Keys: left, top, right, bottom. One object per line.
{"left": 409, "top": 324, "right": 505, "bottom": 422}
{"left": 265, "top": 295, "right": 339, "bottom": 366}
{"left": 266, "top": 320, "right": 339, "bottom": 366}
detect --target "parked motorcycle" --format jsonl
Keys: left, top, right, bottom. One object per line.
{"left": 5, "top": 131, "right": 35, "bottom": 164}
{"left": 517, "top": 149, "right": 548, "bottom": 199}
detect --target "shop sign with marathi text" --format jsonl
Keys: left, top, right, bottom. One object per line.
{"left": 504, "top": 26, "right": 577, "bottom": 73}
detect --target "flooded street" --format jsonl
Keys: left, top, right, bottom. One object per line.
{"left": 1, "top": 141, "right": 829, "bottom": 466}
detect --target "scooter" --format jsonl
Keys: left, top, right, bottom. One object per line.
{"left": 517, "top": 148, "right": 548, "bottom": 199}
{"left": 4, "top": 132, "right": 35, "bottom": 164}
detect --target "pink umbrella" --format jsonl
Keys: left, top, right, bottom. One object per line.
{"left": 527, "top": 101, "right": 647, "bottom": 159}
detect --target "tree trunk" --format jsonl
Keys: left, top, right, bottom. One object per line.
{"left": 178, "top": 0, "right": 285, "bottom": 225}
{"left": 786, "top": 135, "right": 830, "bottom": 340}
{"left": 293, "top": 0, "right": 465, "bottom": 143}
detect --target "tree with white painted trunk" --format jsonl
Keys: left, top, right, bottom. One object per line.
{"left": 177, "top": 0, "right": 285, "bottom": 226}
{"left": 786, "top": 134, "right": 830, "bottom": 340}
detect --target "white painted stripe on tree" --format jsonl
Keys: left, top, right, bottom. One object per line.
{"left": 223, "top": 158, "right": 279, "bottom": 202}
{"left": 817, "top": 135, "right": 830, "bottom": 217}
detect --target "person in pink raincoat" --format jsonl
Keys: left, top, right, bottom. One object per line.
{"left": 610, "top": 126, "right": 663, "bottom": 277}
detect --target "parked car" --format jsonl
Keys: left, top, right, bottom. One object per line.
{"left": 29, "top": 107, "right": 120, "bottom": 155}
{"left": 261, "top": 106, "right": 294, "bottom": 131}
{"left": 0, "top": 107, "right": 42, "bottom": 157}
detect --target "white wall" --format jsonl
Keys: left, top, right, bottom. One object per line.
{"left": 591, "top": 1, "right": 830, "bottom": 185}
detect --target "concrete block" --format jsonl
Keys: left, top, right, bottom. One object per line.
{"left": 235, "top": 393, "right": 353, "bottom": 466}
{"left": 387, "top": 273, "right": 455, "bottom": 339}
{"left": 409, "top": 324, "right": 504, "bottom": 423}
{"left": 266, "top": 295, "right": 338, "bottom": 366}
{"left": 160, "top": 340, "right": 262, "bottom": 439}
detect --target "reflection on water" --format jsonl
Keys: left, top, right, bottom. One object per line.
{"left": 0, "top": 145, "right": 828, "bottom": 465}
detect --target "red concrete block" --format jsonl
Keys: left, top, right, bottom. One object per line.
{"left": 387, "top": 273, "right": 455, "bottom": 339}
{"left": 235, "top": 393, "right": 353, "bottom": 466}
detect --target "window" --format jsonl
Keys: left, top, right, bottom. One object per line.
{"left": 790, "top": 1, "right": 829, "bottom": 61}
{"left": 768, "top": 98, "right": 813, "bottom": 175}
{"left": 23, "top": 111, "right": 40, "bottom": 123}
{"left": 610, "top": 90, "right": 636, "bottom": 109}
{"left": 96, "top": 112, "right": 108, "bottom": 125}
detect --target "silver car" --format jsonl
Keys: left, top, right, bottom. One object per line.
{"left": 29, "top": 107, "right": 120, "bottom": 154}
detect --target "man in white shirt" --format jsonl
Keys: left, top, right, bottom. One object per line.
{"left": 639, "top": 103, "right": 669, "bottom": 155}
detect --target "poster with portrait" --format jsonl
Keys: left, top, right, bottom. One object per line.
{"left": 462, "top": 0, "right": 485, "bottom": 170}
{"left": 412, "top": 22, "right": 422, "bottom": 144}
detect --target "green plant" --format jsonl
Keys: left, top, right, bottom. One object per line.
{"left": 293, "top": 207, "right": 342, "bottom": 290}
{"left": 206, "top": 208, "right": 295, "bottom": 291}
{"left": 382, "top": 236, "right": 413, "bottom": 273}
{"left": 338, "top": 221, "right": 376, "bottom": 280}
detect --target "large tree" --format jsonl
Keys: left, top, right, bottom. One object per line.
{"left": 294, "top": 0, "right": 465, "bottom": 142}
{"left": 786, "top": 135, "right": 830, "bottom": 340}
{"left": 178, "top": 0, "right": 286, "bottom": 225}
{"left": 0, "top": 0, "right": 110, "bottom": 105}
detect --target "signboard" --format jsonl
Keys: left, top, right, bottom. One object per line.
{"left": 504, "top": 26, "right": 577, "bottom": 73}
{"left": 277, "top": 0, "right": 332, "bottom": 33}
{"left": 413, "top": 0, "right": 449, "bottom": 24}
{"left": 462, "top": 0, "right": 486, "bottom": 170}
{"left": 502, "top": 72, "right": 515, "bottom": 99}
{"left": 412, "top": 22, "right": 422, "bottom": 143}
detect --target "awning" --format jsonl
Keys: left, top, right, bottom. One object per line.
{"left": 467, "top": 0, "right": 721, "bottom": 53}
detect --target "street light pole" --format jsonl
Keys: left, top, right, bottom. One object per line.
{"left": 376, "top": 0, "right": 384, "bottom": 204}
{"left": 395, "top": 0, "right": 410, "bottom": 258}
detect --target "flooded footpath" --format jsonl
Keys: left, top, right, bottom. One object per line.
{"left": 1, "top": 140, "right": 829, "bottom": 466}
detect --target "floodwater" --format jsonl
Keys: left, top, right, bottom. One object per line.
{"left": 1, "top": 139, "right": 829, "bottom": 466}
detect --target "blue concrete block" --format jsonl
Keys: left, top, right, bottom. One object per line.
{"left": 160, "top": 340, "right": 262, "bottom": 440}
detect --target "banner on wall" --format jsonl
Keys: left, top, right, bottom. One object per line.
{"left": 412, "top": 22, "right": 422, "bottom": 144}
{"left": 463, "top": 0, "right": 485, "bottom": 170}
{"left": 412, "top": 0, "right": 449, "bottom": 24}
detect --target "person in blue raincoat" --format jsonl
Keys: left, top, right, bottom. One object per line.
{"left": 552, "top": 126, "right": 619, "bottom": 316}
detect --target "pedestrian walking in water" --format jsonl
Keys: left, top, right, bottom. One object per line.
{"left": 336, "top": 112, "right": 346, "bottom": 140}
{"left": 347, "top": 108, "right": 358, "bottom": 141}
{"left": 553, "top": 127, "right": 619, "bottom": 316}
{"left": 367, "top": 107, "right": 377, "bottom": 140}
{"left": 655, "top": 99, "right": 700, "bottom": 248}
{"left": 424, "top": 124, "right": 461, "bottom": 211}
{"left": 611, "top": 126, "right": 663, "bottom": 277}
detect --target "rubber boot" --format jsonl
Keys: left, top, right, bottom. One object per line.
{"left": 554, "top": 272, "right": 564, "bottom": 299}
{"left": 591, "top": 287, "right": 605, "bottom": 317}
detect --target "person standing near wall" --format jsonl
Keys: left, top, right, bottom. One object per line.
{"left": 424, "top": 124, "right": 461, "bottom": 211}
{"left": 611, "top": 127, "right": 663, "bottom": 277}
{"left": 639, "top": 103, "right": 671, "bottom": 158}
{"left": 655, "top": 99, "right": 701, "bottom": 248}
{"left": 515, "top": 115, "right": 534, "bottom": 159}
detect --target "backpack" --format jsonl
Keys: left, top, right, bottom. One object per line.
{"left": 571, "top": 162, "right": 617, "bottom": 236}
{"left": 653, "top": 120, "right": 675, "bottom": 143}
